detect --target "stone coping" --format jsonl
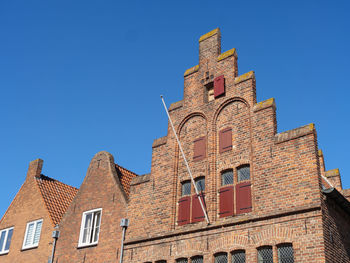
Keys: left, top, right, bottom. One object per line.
{"left": 169, "top": 100, "right": 183, "bottom": 112}
{"left": 152, "top": 136, "right": 167, "bottom": 148}
{"left": 184, "top": 65, "right": 199, "bottom": 77}
{"left": 275, "top": 123, "right": 315, "bottom": 144}
{"left": 217, "top": 48, "right": 237, "bottom": 62}
{"left": 199, "top": 28, "right": 220, "bottom": 42}
{"left": 130, "top": 174, "right": 150, "bottom": 186}
{"left": 234, "top": 71, "right": 255, "bottom": 84}
{"left": 253, "top": 98, "right": 275, "bottom": 112}
{"left": 325, "top": 168, "right": 340, "bottom": 178}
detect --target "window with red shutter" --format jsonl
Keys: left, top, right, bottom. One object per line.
{"left": 219, "top": 186, "right": 234, "bottom": 217}
{"left": 236, "top": 182, "right": 252, "bottom": 214}
{"left": 178, "top": 196, "right": 191, "bottom": 225}
{"left": 193, "top": 137, "right": 206, "bottom": 161}
{"left": 219, "top": 128, "right": 232, "bottom": 153}
{"left": 214, "top": 75, "right": 225, "bottom": 98}
{"left": 191, "top": 193, "right": 206, "bottom": 223}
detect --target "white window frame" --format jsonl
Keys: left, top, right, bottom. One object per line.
{"left": 0, "top": 227, "right": 14, "bottom": 255}
{"left": 78, "top": 208, "right": 102, "bottom": 247}
{"left": 22, "top": 219, "right": 43, "bottom": 250}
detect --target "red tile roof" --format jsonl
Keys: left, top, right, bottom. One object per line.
{"left": 115, "top": 164, "right": 138, "bottom": 196}
{"left": 35, "top": 175, "right": 78, "bottom": 226}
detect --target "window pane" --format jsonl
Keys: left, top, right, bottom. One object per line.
{"left": 93, "top": 211, "right": 101, "bottom": 243}
{"left": 176, "top": 258, "right": 188, "bottom": 263}
{"left": 4, "top": 229, "right": 13, "bottom": 251}
{"left": 222, "top": 170, "right": 233, "bottom": 186}
{"left": 33, "top": 221, "right": 42, "bottom": 245}
{"left": 195, "top": 177, "right": 205, "bottom": 192}
{"left": 215, "top": 252, "right": 228, "bottom": 263}
{"left": 232, "top": 250, "right": 245, "bottom": 263}
{"left": 258, "top": 246, "right": 273, "bottom": 263}
{"left": 181, "top": 181, "right": 191, "bottom": 196}
{"left": 82, "top": 213, "right": 92, "bottom": 244}
{"left": 278, "top": 244, "right": 294, "bottom": 263}
{"left": 192, "top": 256, "right": 203, "bottom": 263}
{"left": 24, "top": 223, "right": 34, "bottom": 246}
{"left": 0, "top": 231, "right": 6, "bottom": 251}
{"left": 237, "top": 166, "right": 250, "bottom": 182}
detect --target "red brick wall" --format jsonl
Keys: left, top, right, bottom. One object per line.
{"left": 54, "top": 151, "right": 128, "bottom": 263}
{"left": 0, "top": 159, "right": 54, "bottom": 263}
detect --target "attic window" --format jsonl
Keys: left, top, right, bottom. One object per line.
{"left": 22, "top": 219, "right": 43, "bottom": 250}
{"left": 206, "top": 82, "right": 214, "bottom": 102}
{"left": 78, "top": 208, "right": 102, "bottom": 247}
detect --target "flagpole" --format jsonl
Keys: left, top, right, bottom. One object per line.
{"left": 160, "top": 95, "right": 210, "bottom": 225}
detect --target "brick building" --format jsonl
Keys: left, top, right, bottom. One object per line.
{"left": 0, "top": 159, "right": 77, "bottom": 262}
{"left": 1, "top": 28, "right": 350, "bottom": 263}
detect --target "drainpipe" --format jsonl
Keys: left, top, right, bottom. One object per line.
{"left": 119, "top": 218, "right": 129, "bottom": 263}
{"left": 49, "top": 225, "right": 60, "bottom": 263}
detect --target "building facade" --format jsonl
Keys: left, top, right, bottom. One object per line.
{"left": 1, "top": 28, "right": 350, "bottom": 263}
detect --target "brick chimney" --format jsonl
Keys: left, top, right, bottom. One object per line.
{"left": 26, "top": 158, "right": 43, "bottom": 179}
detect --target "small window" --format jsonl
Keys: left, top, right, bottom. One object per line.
{"left": 195, "top": 177, "right": 205, "bottom": 192}
{"left": 0, "top": 227, "right": 13, "bottom": 254}
{"left": 181, "top": 181, "right": 191, "bottom": 196}
{"left": 278, "top": 244, "right": 294, "bottom": 263}
{"left": 78, "top": 208, "right": 102, "bottom": 247}
{"left": 232, "top": 250, "right": 246, "bottom": 263}
{"left": 222, "top": 170, "right": 234, "bottom": 186}
{"left": 214, "top": 252, "right": 228, "bottom": 263}
{"left": 258, "top": 246, "right": 273, "bottom": 263}
{"left": 22, "top": 219, "right": 43, "bottom": 250}
{"left": 206, "top": 82, "right": 214, "bottom": 102}
{"left": 155, "top": 261, "right": 167, "bottom": 263}
{"left": 191, "top": 255, "right": 203, "bottom": 263}
{"left": 237, "top": 165, "right": 250, "bottom": 182}
{"left": 176, "top": 258, "right": 188, "bottom": 263}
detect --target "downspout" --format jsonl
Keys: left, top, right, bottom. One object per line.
{"left": 49, "top": 225, "right": 60, "bottom": 263}
{"left": 119, "top": 218, "right": 129, "bottom": 263}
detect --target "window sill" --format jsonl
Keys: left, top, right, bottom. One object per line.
{"left": 21, "top": 245, "right": 38, "bottom": 252}
{"left": 0, "top": 251, "right": 9, "bottom": 256}
{"left": 77, "top": 243, "right": 98, "bottom": 249}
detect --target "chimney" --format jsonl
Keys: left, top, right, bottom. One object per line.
{"left": 26, "top": 158, "right": 43, "bottom": 179}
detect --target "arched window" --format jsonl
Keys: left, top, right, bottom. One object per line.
{"left": 176, "top": 258, "right": 188, "bottom": 263}
{"left": 191, "top": 255, "right": 203, "bottom": 263}
{"left": 277, "top": 243, "right": 294, "bottom": 263}
{"left": 214, "top": 252, "right": 228, "bottom": 263}
{"left": 231, "top": 250, "right": 246, "bottom": 263}
{"left": 257, "top": 246, "right": 273, "bottom": 263}
{"left": 195, "top": 177, "right": 205, "bottom": 192}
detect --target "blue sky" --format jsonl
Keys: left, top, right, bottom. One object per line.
{"left": 1, "top": 0, "right": 349, "bottom": 217}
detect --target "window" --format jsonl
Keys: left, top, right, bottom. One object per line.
{"left": 222, "top": 170, "right": 234, "bottom": 186}
{"left": 278, "top": 244, "right": 294, "bottom": 263}
{"left": 193, "top": 137, "right": 206, "bottom": 161}
{"left": 176, "top": 258, "right": 188, "bottom": 263}
{"left": 22, "top": 219, "right": 42, "bottom": 249}
{"left": 258, "top": 246, "right": 273, "bottom": 263}
{"left": 0, "top": 227, "right": 13, "bottom": 254}
{"left": 206, "top": 82, "right": 215, "bottom": 102}
{"left": 219, "top": 128, "right": 232, "bottom": 153}
{"left": 232, "top": 250, "right": 246, "bottom": 263}
{"left": 237, "top": 165, "right": 250, "bottom": 182}
{"left": 155, "top": 260, "right": 167, "bottom": 263}
{"left": 191, "top": 255, "right": 203, "bottom": 263}
{"left": 78, "top": 208, "right": 102, "bottom": 247}
{"left": 181, "top": 181, "right": 191, "bottom": 196}
{"left": 214, "top": 252, "right": 228, "bottom": 263}
{"left": 192, "top": 177, "right": 206, "bottom": 223}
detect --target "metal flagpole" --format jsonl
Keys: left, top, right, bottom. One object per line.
{"left": 160, "top": 95, "right": 210, "bottom": 225}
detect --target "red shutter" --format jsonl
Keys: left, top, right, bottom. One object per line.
{"left": 219, "top": 186, "right": 234, "bottom": 217}
{"left": 191, "top": 193, "right": 206, "bottom": 223}
{"left": 193, "top": 137, "right": 206, "bottom": 161}
{"left": 178, "top": 196, "right": 191, "bottom": 225}
{"left": 214, "top": 75, "right": 225, "bottom": 98}
{"left": 236, "top": 182, "right": 252, "bottom": 214}
{"left": 219, "top": 128, "right": 232, "bottom": 153}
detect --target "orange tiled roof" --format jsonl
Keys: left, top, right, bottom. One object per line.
{"left": 115, "top": 164, "right": 138, "bottom": 196}
{"left": 35, "top": 175, "right": 78, "bottom": 226}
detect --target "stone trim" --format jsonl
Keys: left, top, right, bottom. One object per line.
{"left": 325, "top": 168, "right": 340, "bottom": 178}
{"left": 152, "top": 136, "right": 167, "bottom": 148}
{"left": 198, "top": 28, "right": 220, "bottom": 42}
{"left": 130, "top": 174, "right": 151, "bottom": 186}
{"left": 169, "top": 100, "right": 183, "bottom": 112}
{"left": 318, "top": 149, "right": 323, "bottom": 157}
{"left": 275, "top": 123, "right": 315, "bottom": 144}
{"left": 217, "top": 48, "right": 237, "bottom": 62}
{"left": 234, "top": 71, "right": 255, "bottom": 84}
{"left": 253, "top": 98, "right": 275, "bottom": 112}
{"left": 184, "top": 65, "right": 199, "bottom": 77}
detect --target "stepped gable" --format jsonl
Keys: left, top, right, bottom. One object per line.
{"left": 35, "top": 174, "right": 78, "bottom": 226}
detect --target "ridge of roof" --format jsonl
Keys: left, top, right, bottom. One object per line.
{"left": 115, "top": 163, "right": 138, "bottom": 197}
{"left": 35, "top": 174, "right": 78, "bottom": 226}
